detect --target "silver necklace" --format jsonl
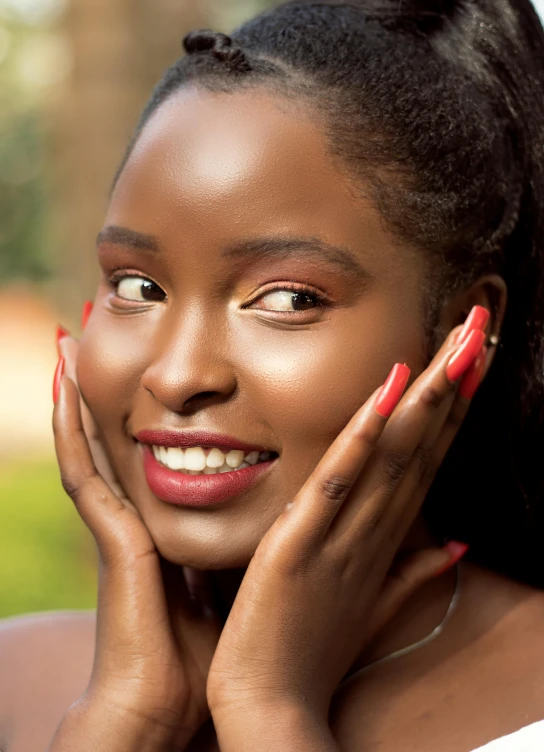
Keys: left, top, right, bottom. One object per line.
{"left": 339, "top": 563, "right": 462, "bottom": 687}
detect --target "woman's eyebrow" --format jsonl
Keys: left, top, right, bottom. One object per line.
{"left": 222, "top": 237, "right": 371, "bottom": 282}
{"left": 96, "top": 226, "right": 160, "bottom": 252}
{"left": 96, "top": 227, "right": 371, "bottom": 282}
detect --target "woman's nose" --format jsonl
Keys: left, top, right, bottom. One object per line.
{"left": 140, "top": 308, "right": 237, "bottom": 414}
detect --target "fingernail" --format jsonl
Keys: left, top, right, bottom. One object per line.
{"left": 53, "top": 357, "right": 65, "bottom": 405}
{"left": 446, "top": 329, "right": 486, "bottom": 383}
{"left": 56, "top": 325, "right": 70, "bottom": 356}
{"left": 81, "top": 301, "right": 93, "bottom": 329}
{"left": 455, "top": 305, "right": 490, "bottom": 344}
{"left": 375, "top": 363, "right": 411, "bottom": 418}
{"left": 459, "top": 345, "right": 488, "bottom": 400}
{"left": 435, "top": 541, "right": 469, "bottom": 576}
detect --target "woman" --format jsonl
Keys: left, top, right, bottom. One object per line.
{"left": 1, "top": 0, "right": 544, "bottom": 749}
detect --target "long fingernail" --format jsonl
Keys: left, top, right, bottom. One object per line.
{"left": 53, "top": 357, "right": 65, "bottom": 405}
{"left": 446, "top": 329, "right": 486, "bottom": 383}
{"left": 81, "top": 301, "right": 93, "bottom": 329}
{"left": 375, "top": 363, "right": 411, "bottom": 418}
{"left": 459, "top": 346, "right": 488, "bottom": 400}
{"left": 455, "top": 305, "right": 490, "bottom": 344}
{"left": 435, "top": 541, "right": 469, "bottom": 576}
{"left": 56, "top": 325, "right": 70, "bottom": 356}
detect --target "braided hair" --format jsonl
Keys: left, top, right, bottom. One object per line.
{"left": 116, "top": 0, "right": 544, "bottom": 587}
{"left": 183, "top": 30, "right": 253, "bottom": 73}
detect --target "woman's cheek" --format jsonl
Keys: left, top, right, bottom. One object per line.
{"left": 76, "top": 320, "right": 148, "bottom": 427}
{"left": 248, "top": 317, "right": 418, "bottom": 443}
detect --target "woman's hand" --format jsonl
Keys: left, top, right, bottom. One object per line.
{"left": 207, "top": 317, "right": 488, "bottom": 749}
{"left": 50, "top": 335, "right": 221, "bottom": 751}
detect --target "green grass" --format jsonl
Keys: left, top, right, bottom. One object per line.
{"left": 0, "top": 458, "right": 97, "bottom": 618}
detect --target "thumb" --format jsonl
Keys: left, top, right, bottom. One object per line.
{"left": 367, "top": 542, "right": 468, "bottom": 644}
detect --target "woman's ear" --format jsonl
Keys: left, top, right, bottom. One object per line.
{"left": 439, "top": 274, "right": 508, "bottom": 346}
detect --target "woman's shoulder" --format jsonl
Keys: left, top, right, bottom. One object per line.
{"left": 0, "top": 610, "right": 96, "bottom": 752}
{"left": 331, "top": 565, "right": 544, "bottom": 751}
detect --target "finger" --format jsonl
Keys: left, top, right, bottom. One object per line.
{"left": 384, "top": 344, "right": 487, "bottom": 551}
{"left": 282, "top": 377, "right": 407, "bottom": 549}
{"left": 53, "top": 373, "right": 154, "bottom": 566}
{"left": 58, "top": 336, "right": 125, "bottom": 496}
{"left": 279, "top": 324, "right": 465, "bottom": 550}
{"left": 331, "top": 325, "right": 483, "bottom": 541}
{"left": 58, "top": 335, "right": 79, "bottom": 382}
{"left": 365, "top": 546, "right": 462, "bottom": 644}
{"left": 53, "top": 373, "right": 193, "bottom": 651}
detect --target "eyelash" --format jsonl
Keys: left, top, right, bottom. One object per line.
{"left": 245, "top": 281, "right": 329, "bottom": 312}
{"left": 107, "top": 270, "right": 164, "bottom": 302}
{"left": 106, "top": 271, "right": 330, "bottom": 313}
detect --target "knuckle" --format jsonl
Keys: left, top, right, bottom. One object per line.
{"left": 412, "top": 443, "right": 433, "bottom": 471}
{"left": 321, "top": 475, "right": 353, "bottom": 505}
{"left": 59, "top": 470, "right": 81, "bottom": 500}
{"left": 381, "top": 450, "right": 411, "bottom": 485}
{"left": 418, "top": 383, "right": 445, "bottom": 410}
{"left": 60, "top": 470, "right": 97, "bottom": 504}
{"left": 357, "top": 504, "right": 385, "bottom": 538}
{"left": 355, "top": 425, "right": 380, "bottom": 446}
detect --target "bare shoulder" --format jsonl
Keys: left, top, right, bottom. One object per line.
{"left": 0, "top": 610, "right": 96, "bottom": 752}
{"left": 331, "top": 565, "right": 544, "bottom": 751}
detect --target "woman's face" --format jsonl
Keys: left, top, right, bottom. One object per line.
{"left": 77, "top": 87, "right": 429, "bottom": 568}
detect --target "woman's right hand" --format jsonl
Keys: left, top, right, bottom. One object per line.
{"left": 49, "top": 334, "right": 221, "bottom": 751}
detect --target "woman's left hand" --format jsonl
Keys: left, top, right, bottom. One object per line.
{"left": 206, "top": 321, "right": 487, "bottom": 748}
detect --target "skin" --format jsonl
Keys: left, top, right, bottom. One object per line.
{"left": 2, "top": 86, "right": 544, "bottom": 752}
{"left": 78, "top": 86, "right": 429, "bottom": 570}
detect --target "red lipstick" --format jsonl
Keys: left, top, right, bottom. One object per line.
{"left": 135, "top": 429, "right": 272, "bottom": 455}
{"left": 140, "top": 446, "right": 276, "bottom": 507}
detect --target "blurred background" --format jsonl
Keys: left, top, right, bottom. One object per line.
{"left": 1, "top": 0, "right": 544, "bottom": 619}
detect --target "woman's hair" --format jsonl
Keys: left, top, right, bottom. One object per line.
{"left": 117, "top": 0, "right": 544, "bottom": 586}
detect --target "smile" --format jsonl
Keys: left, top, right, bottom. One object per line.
{"left": 140, "top": 445, "right": 278, "bottom": 507}
{"left": 149, "top": 445, "right": 277, "bottom": 475}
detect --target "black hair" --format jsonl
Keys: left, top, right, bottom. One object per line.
{"left": 117, "top": 0, "right": 544, "bottom": 586}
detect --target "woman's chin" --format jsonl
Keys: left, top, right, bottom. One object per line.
{"left": 137, "top": 495, "right": 278, "bottom": 570}
{"left": 152, "top": 533, "right": 255, "bottom": 571}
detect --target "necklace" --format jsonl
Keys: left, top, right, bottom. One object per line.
{"left": 339, "top": 562, "right": 462, "bottom": 687}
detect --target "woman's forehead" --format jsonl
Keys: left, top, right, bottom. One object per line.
{"left": 114, "top": 88, "right": 351, "bottom": 211}
{"left": 108, "top": 86, "right": 416, "bottom": 279}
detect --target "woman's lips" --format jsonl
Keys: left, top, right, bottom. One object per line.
{"left": 141, "top": 445, "right": 277, "bottom": 507}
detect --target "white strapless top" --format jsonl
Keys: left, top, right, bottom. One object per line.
{"left": 472, "top": 720, "right": 544, "bottom": 750}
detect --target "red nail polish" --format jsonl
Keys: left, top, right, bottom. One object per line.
{"left": 435, "top": 541, "right": 469, "bottom": 576}
{"left": 53, "top": 357, "right": 65, "bottom": 405}
{"left": 81, "top": 301, "right": 93, "bottom": 329}
{"left": 459, "top": 346, "right": 488, "bottom": 400}
{"left": 375, "top": 363, "right": 411, "bottom": 418}
{"left": 56, "top": 325, "right": 70, "bottom": 356}
{"left": 446, "top": 329, "right": 486, "bottom": 383}
{"left": 456, "top": 306, "right": 490, "bottom": 344}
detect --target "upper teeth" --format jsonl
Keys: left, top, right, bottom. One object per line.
{"left": 150, "top": 445, "right": 275, "bottom": 474}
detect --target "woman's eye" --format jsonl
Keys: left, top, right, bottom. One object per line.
{"left": 114, "top": 276, "right": 166, "bottom": 303}
{"left": 252, "top": 288, "right": 325, "bottom": 313}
